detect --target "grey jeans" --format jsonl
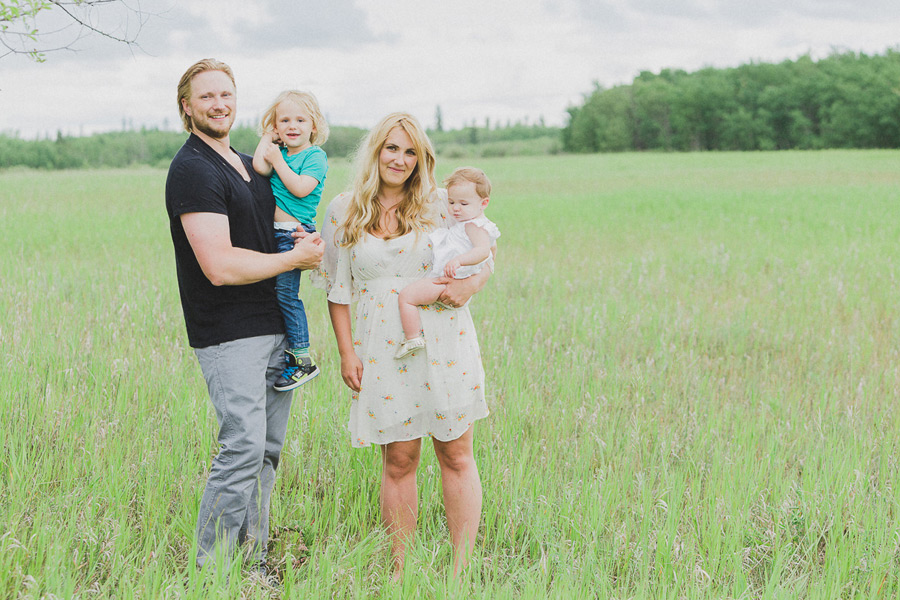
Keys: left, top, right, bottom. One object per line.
{"left": 193, "top": 333, "right": 292, "bottom": 569}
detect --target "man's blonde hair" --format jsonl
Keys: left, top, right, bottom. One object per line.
{"left": 443, "top": 166, "right": 491, "bottom": 198}
{"left": 259, "top": 90, "right": 330, "bottom": 145}
{"left": 176, "top": 58, "right": 235, "bottom": 132}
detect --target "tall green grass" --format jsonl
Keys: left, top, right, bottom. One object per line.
{"left": 1, "top": 150, "right": 899, "bottom": 598}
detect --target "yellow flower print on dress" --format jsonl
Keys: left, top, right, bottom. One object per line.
{"left": 446, "top": 360, "right": 456, "bottom": 367}
{"left": 435, "top": 412, "right": 446, "bottom": 420}
{"left": 397, "top": 364, "right": 408, "bottom": 374}
{"left": 422, "top": 382, "right": 431, "bottom": 391}
{"left": 368, "top": 357, "right": 378, "bottom": 364}
{"left": 402, "top": 417, "right": 413, "bottom": 426}
{"left": 431, "top": 359, "right": 440, "bottom": 366}
{"left": 457, "top": 412, "right": 467, "bottom": 421}
{"left": 368, "top": 410, "right": 376, "bottom": 418}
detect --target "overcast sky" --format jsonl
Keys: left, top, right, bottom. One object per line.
{"left": 2, "top": 0, "right": 899, "bottom": 139}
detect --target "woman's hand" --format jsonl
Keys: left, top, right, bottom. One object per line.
{"left": 435, "top": 261, "right": 492, "bottom": 307}
{"left": 340, "top": 352, "right": 364, "bottom": 393}
{"left": 435, "top": 275, "right": 477, "bottom": 307}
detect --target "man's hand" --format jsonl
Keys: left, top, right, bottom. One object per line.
{"left": 286, "top": 231, "right": 323, "bottom": 270}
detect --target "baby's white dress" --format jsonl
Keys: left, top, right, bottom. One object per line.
{"left": 428, "top": 216, "right": 501, "bottom": 278}
{"left": 311, "top": 192, "right": 489, "bottom": 448}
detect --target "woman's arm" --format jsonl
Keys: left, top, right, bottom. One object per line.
{"left": 328, "top": 301, "right": 363, "bottom": 392}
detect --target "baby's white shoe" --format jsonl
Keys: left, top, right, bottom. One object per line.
{"left": 395, "top": 337, "right": 425, "bottom": 359}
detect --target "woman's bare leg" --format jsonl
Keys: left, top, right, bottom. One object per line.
{"left": 380, "top": 439, "right": 422, "bottom": 578}
{"left": 398, "top": 279, "right": 446, "bottom": 341}
{"left": 432, "top": 426, "right": 482, "bottom": 577}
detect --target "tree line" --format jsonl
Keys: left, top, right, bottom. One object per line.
{"left": 0, "top": 120, "right": 562, "bottom": 170}
{"left": 563, "top": 49, "right": 900, "bottom": 152}
{"left": 0, "top": 125, "right": 369, "bottom": 170}
{"left": 10, "top": 46, "right": 897, "bottom": 170}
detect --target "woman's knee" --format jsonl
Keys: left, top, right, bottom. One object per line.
{"left": 383, "top": 443, "right": 421, "bottom": 479}
{"left": 434, "top": 439, "right": 475, "bottom": 474}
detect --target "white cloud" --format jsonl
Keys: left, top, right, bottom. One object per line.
{"left": 1, "top": 0, "right": 899, "bottom": 139}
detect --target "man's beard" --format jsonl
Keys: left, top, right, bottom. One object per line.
{"left": 193, "top": 113, "right": 232, "bottom": 139}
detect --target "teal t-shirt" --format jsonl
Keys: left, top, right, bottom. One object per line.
{"left": 270, "top": 145, "right": 328, "bottom": 224}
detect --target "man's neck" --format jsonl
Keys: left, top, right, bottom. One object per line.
{"left": 193, "top": 128, "right": 231, "bottom": 156}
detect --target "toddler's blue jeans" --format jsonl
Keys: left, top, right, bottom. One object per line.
{"left": 274, "top": 224, "right": 316, "bottom": 350}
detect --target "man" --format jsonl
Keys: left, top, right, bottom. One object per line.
{"left": 165, "top": 58, "right": 323, "bottom": 572}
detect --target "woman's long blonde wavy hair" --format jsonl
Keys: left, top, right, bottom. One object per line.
{"left": 339, "top": 112, "right": 436, "bottom": 247}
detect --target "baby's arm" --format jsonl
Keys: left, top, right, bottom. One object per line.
{"left": 443, "top": 223, "right": 493, "bottom": 277}
{"left": 438, "top": 244, "right": 496, "bottom": 306}
{"left": 252, "top": 132, "right": 278, "bottom": 176}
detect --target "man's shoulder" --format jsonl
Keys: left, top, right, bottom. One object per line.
{"left": 169, "top": 136, "right": 212, "bottom": 170}
{"left": 166, "top": 139, "right": 230, "bottom": 216}
{"left": 168, "top": 139, "right": 225, "bottom": 187}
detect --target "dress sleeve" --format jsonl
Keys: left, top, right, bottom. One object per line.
{"left": 310, "top": 193, "right": 355, "bottom": 304}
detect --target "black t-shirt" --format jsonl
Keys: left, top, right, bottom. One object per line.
{"left": 165, "top": 134, "right": 284, "bottom": 348}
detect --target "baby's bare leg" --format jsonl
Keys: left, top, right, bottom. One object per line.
{"left": 398, "top": 279, "right": 446, "bottom": 341}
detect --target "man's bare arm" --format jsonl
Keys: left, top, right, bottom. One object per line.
{"left": 181, "top": 212, "right": 322, "bottom": 286}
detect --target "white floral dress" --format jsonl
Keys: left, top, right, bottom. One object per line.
{"left": 311, "top": 191, "right": 489, "bottom": 448}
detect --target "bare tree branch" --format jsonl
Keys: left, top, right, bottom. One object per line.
{"left": 0, "top": 0, "right": 155, "bottom": 61}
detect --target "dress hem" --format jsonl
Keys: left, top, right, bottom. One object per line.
{"left": 348, "top": 410, "right": 489, "bottom": 449}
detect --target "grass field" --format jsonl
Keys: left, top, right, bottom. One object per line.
{"left": 2, "top": 150, "right": 900, "bottom": 599}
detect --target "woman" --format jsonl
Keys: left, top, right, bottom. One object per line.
{"left": 313, "top": 112, "right": 493, "bottom": 577}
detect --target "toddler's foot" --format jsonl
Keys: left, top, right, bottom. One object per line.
{"left": 394, "top": 337, "right": 425, "bottom": 359}
{"left": 274, "top": 351, "right": 319, "bottom": 391}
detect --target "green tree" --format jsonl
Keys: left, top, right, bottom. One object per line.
{"left": 563, "top": 49, "right": 900, "bottom": 153}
